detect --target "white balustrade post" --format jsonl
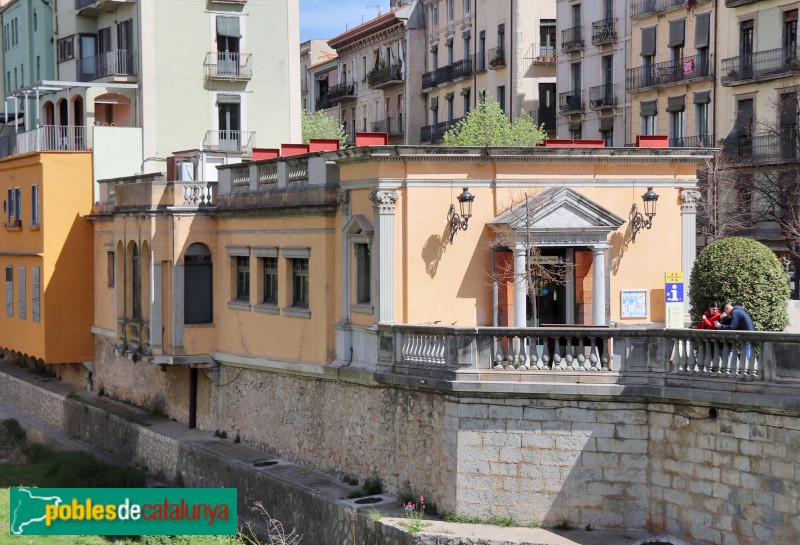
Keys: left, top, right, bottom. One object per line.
{"left": 592, "top": 244, "right": 610, "bottom": 326}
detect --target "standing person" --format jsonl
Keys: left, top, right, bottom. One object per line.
{"left": 695, "top": 302, "right": 721, "bottom": 329}
{"left": 714, "top": 303, "right": 755, "bottom": 331}
{"left": 714, "top": 302, "right": 755, "bottom": 362}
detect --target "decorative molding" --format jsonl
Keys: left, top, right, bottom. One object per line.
{"left": 369, "top": 190, "right": 400, "bottom": 214}
{"left": 680, "top": 189, "right": 702, "bottom": 213}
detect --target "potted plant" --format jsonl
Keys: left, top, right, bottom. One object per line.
{"left": 727, "top": 68, "right": 737, "bottom": 77}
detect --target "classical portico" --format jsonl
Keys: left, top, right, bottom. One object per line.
{"left": 488, "top": 187, "right": 625, "bottom": 327}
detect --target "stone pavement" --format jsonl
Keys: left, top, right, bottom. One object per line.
{"left": 0, "top": 360, "right": 668, "bottom": 545}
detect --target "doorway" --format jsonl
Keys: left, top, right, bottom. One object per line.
{"left": 526, "top": 249, "right": 568, "bottom": 326}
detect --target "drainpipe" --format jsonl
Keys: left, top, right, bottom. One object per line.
{"left": 712, "top": 0, "right": 718, "bottom": 143}
{"left": 509, "top": 0, "right": 515, "bottom": 121}
{"left": 472, "top": 0, "right": 477, "bottom": 109}
{"left": 52, "top": 0, "right": 59, "bottom": 79}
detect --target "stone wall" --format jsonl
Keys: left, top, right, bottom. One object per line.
{"left": 10, "top": 340, "right": 800, "bottom": 545}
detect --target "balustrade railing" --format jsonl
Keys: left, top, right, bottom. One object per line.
{"left": 117, "top": 318, "right": 150, "bottom": 356}
{"left": 257, "top": 162, "right": 278, "bottom": 188}
{"left": 721, "top": 47, "right": 800, "bottom": 85}
{"left": 286, "top": 158, "right": 308, "bottom": 184}
{"left": 588, "top": 84, "right": 617, "bottom": 109}
{"left": 591, "top": 19, "right": 617, "bottom": 45}
{"left": 626, "top": 54, "right": 710, "bottom": 91}
{"left": 181, "top": 182, "right": 215, "bottom": 206}
{"left": 377, "top": 325, "right": 800, "bottom": 384}
{"left": 630, "top": 0, "right": 709, "bottom": 18}
{"left": 0, "top": 125, "right": 92, "bottom": 158}
{"left": 202, "top": 130, "right": 254, "bottom": 154}
{"left": 79, "top": 49, "right": 136, "bottom": 81}
{"left": 558, "top": 91, "right": 583, "bottom": 113}
{"left": 231, "top": 165, "right": 250, "bottom": 192}
{"left": 204, "top": 52, "right": 253, "bottom": 80}
{"left": 327, "top": 82, "right": 358, "bottom": 100}
{"left": 561, "top": 27, "right": 583, "bottom": 51}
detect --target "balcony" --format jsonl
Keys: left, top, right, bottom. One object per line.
{"left": 420, "top": 117, "right": 464, "bottom": 143}
{"left": 116, "top": 318, "right": 150, "bottom": 357}
{"left": 204, "top": 52, "right": 253, "bottom": 81}
{"left": 202, "top": 130, "right": 255, "bottom": 155}
{"left": 366, "top": 62, "right": 404, "bottom": 89}
{"left": 372, "top": 117, "right": 404, "bottom": 136}
{"left": 78, "top": 50, "right": 136, "bottom": 81}
{"left": 588, "top": 84, "right": 618, "bottom": 109}
{"left": 729, "top": 132, "right": 800, "bottom": 164}
{"left": 524, "top": 43, "right": 556, "bottom": 67}
{"left": 327, "top": 82, "right": 358, "bottom": 101}
{"left": 75, "top": 0, "right": 132, "bottom": 15}
{"left": 725, "top": 0, "right": 762, "bottom": 6}
{"left": 591, "top": 19, "right": 618, "bottom": 45}
{"left": 561, "top": 27, "right": 584, "bottom": 52}
{"left": 629, "top": 0, "right": 710, "bottom": 19}
{"left": 0, "top": 125, "right": 92, "bottom": 158}
{"left": 721, "top": 47, "right": 800, "bottom": 86}
{"left": 668, "top": 134, "right": 716, "bottom": 147}
{"left": 315, "top": 96, "right": 336, "bottom": 111}
{"left": 625, "top": 54, "right": 710, "bottom": 91}
{"left": 558, "top": 91, "right": 584, "bottom": 114}
{"left": 422, "top": 58, "right": 474, "bottom": 91}
{"left": 487, "top": 47, "right": 506, "bottom": 70}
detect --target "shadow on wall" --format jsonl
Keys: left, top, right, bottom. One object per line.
{"left": 421, "top": 220, "right": 451, "bottom": 278}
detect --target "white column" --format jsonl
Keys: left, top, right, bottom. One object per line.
{"left": 172, "top": 262, "right": 184, "bottom": 349}
{"left": 339, "top": 190, "right": 351, "bottom": 322}
{"left": 514, "top": 243, "right": 527, "bottom": 327}
{"left": 150, "top": 261, "right": 163, "bottom": 348}
{"left": 592, "top": 244, "right": 610, "bottom": 325}
{"left": 565, "top": 248, "right": 575, "bottom": 324}
{"left": 681, "top": 189, "right": 701, "bottom": 317}
{"left": 369, "top": 190, "right": 399, "bottom": 323}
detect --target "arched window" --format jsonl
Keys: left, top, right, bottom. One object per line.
{"left": 184, "top": 243, "right": 213, "bottom": 324}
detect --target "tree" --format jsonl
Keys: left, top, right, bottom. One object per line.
{"left": 689, "top": 237, "right": 789, "bottom": 331}
{"left": 301, "top": 109, "right": 347, "bottom": 147}
{"left": 443, "top": 97, "right": 547, "bottom": 147}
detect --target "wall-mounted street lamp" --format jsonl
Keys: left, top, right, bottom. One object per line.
{"left": 629, "top": 186, "right": 659, "bottom": 242}
{"left": 448, "top": 187, "right": 475, "bottom": 243}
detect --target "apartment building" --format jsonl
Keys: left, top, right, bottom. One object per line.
{"left": 420, "top": 0, "right": 557, "bottom": 142}
{"left": 300, "top": 39, "right": 337, "bottom": 113}
{"left": 555, "top": 0, "right": 627, "bottom": 144}
{"left": 716, "top": 0, "right": 799, "bottom": 250}
{"left": 327, "top": 1, "right": 424, "bottom": 144}
{"left": 1, "top": 0, "right": 300, "bottom": 178}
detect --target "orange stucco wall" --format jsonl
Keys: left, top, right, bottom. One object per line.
{"left": 0, "top": 152, "right": 94, "bottom": 364}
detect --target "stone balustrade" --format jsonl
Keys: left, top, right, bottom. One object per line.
{"left": 377, "top": 324, "right": 800, "bottom": 385}
{"left": 217, "top": 155, "right": 339, "bottom": 195}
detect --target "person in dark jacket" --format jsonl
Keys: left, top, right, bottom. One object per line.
{"left": 714, "top": 303, "right": 755, "bottom": 331}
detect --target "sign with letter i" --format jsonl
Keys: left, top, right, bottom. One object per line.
{"left": 664, "top": 271, "right": 684, "bottom": 328}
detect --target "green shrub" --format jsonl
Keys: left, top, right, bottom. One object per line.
{"left": 2, "top": 418, "right": 26, "bottom": 443}
{"left": 689, "top": 237, "right": 789, "bottom": 331}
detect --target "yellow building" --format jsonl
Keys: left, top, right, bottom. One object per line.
{"left": 87, "top": 144, "right": 710, "bottom": 425}
{"left": 0, "top": 152, "right": 94, "bottom": 367}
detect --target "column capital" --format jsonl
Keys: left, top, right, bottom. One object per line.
{"left": 680, "top": 189, "right": 702, "bottom": 213}
{"left": 592, "top": 244, "right": 611, "bottom": 253}
{"left": 369, "top": 190, "right": 399, "bottom": 214}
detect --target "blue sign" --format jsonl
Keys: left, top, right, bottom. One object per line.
{"left": 665, "top": 283, "right": 684, "bottom": 303}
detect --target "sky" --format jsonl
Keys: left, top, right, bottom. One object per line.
{"left": 300, "top": 0, "right": 391, "bottom": 42}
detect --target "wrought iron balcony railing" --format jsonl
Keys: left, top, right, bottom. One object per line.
{"left": 588, "top": 84, "right": 617, "bottom": 109}
{"left": 0, "top": 125, "right": 92, "bottom": 159}
{"left": 591, "top": 19, "right": 617, "bottom": 45}
{"left": 725, "top": 0, "right": 763, "bottom": 6}
{"left": 420, "top": 117, "right": 464, "bottom": 143}
{"left": 487, "top": 47, "right": 506, "bottom": 69}
{"left": 668, "top": 134, "right": 716, "bottom": 148}
{"left": 204, "top": 52, "right": 252, "bottom": 80}
{"left": 366, "top": 62, "right": 404, "bottom": 89}
{"left": 525, "top": 43, "right": 556, "bottom": 65}
{"left": 327, "top": 82, "right": 359, "bottom": 101}
{"left": 372, "top": 117, "right": 404, "bottom": 136}
{"left": 315, "top": 96, "right": 336, "bottom": 111}
{"left": 561, "top": 27, "right": 583, "bottom": 52}
{"left": 558, "top": 91, "right": 584, "bottom": 113}
{"left": 630, "top": 0, "right": 709, "bottom": 18}
{"left": 729, "top": 132, "right": 800, "bottom": 163}
{"left": 625, "top": 54, "right": 710, "bottom": 91}
{"left": 422, "top": 58, "right": 474, "bottom": 91}
{"left": 721, "top": 47, "right": 800, "bottom": 85}
{"left": 78, "top": 49, "right": 136, "bottom": 81}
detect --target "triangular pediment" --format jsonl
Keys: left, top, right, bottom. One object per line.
{"left": 488, "top": 187, "right": 625, "bottom": 243}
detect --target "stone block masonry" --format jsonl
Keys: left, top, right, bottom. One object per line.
{"left": 14, "top": 338, "right": 800, "bottom": 545}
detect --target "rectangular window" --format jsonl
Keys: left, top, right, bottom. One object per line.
{"left": 18, "top": 266, "right": 25, "bottom": 320}
{"left": 14, "top": 188, "right": 21, "bottom": 223}
{"left": 696, "top": 102, "right": 709, "bottom": 139}
{"left": 236, "top": 256, "right": 250, "bottom": 301}
{"left": 262, "top": 257, "right": 278, "bottom": 304}
{"left": 463, "top": 0, "right": 470, "bottom": 14}
{"left": 57, "top": 37, "right": 74, "bottom": 62}
{"left": 355, "top": 244, "right": 371, "bottom": 305}
{"left": 447, "top": 0, "right": 454, "bottom": 21}
{"left": 292, "top": 258, "right": 309, "bottom": 308}
{"left": 31, "top": 185, "right": 38, "bottom": 226}
{"left": 5, "top": 265, "right": 12, "bottom": 317}
{"left": 497, "top": 85, "right": 505, "bottom": 113}
{"left": 36, "top": 56, "right": 40, "bottom": 81}
{"left": 32, "top": 266, "right": 40, "bottom": 322}
{"left": 107, "top": 251, "right": 114, "bottom": 287}
{"left": 6, "top": 188, "right": 12, "bottom": 224}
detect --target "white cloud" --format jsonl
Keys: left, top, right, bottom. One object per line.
{"left": 300, "top": 0, "right": 390, "bottom": 41}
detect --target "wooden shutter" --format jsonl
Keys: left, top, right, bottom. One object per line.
{"left": 5, "top": 265, "right": 12, "bottom": 317}
{"left": 695, "top": 13, "right": 711, "bottom": 48}
{"left": 18, "top": 266, "right": 25, "bottom": 320}
{"left": 216, "top": 16, "right": 241, "bottom": 38}
{"left": 641, "top": 27, "right": 656, "bottom": 57}
{"left": 640, "top": 100, "right": 658, "bottom": 117}
{"left": 666, "top": 95, "right": 686, "bottom": 112}
{"left": 32, "top": 266, "right": 40, "bottom": 323}
{"left": 668, "top": 19, "right": 685, "bottom": 48}
{"left": 693, "top": 90, "right": 711, "bottom": 104}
